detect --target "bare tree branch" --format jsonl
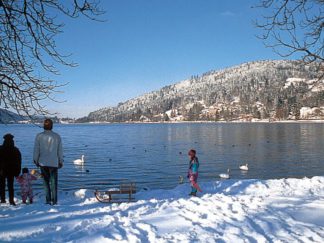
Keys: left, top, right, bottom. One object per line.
{"left": 0, "top": 0, "right": 104, "bottom": 120}
{"left": 255, "top": 0, "right": 324, "bottom": 77}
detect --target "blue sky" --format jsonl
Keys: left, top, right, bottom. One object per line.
{"left": 47, "top": 0, "right": 283, "bottom": 118}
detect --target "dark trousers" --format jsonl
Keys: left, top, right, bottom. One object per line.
{"left": 41, "top": 167, "right": 58, "bottom": 204}
{"left": 0, "top": 175, "right": 14, "bottom": 203}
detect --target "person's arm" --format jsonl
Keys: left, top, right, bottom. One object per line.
{"left": 16, "top": 149, "right": 22, "bottom": 177}
{"left": 187, "top": 160, "right": 192, "bottom": 178}
{"left": 12, "top": 148, "right": 22, "bottom": 177}
{"left": 58, "top": 136, "right": 63, "bottom": 168}
{"left": 0, "top": 149, "right": 3, "bottom": 176}
{"left": 191, "top": 161, "right": 198, "bottom": 174}
{"left": 33, "top": 135, "right": 40, "bottom": 167}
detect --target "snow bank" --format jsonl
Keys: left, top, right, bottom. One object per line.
{"left": 1, "top": 177, "right": 324, "bottom": 242}
{"left": 284, "top": 77, "right": 306, "bottom": 89}
{"left": 300, "top": 107, "right": 323, "bottom": 119}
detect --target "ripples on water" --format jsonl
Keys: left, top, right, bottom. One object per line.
{"left": 0, "top": 123, "right": 323, "bottom": 191}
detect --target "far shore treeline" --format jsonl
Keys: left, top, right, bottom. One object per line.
{"left": 1, "top": 60, "right": 323, "bottom": 124}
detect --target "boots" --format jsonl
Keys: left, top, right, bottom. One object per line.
{"left": 9, "top": 200, "right": 16, "bottom": 206}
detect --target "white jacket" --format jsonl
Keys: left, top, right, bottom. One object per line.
{"left": 33, "top": 130, "right": 63, "bottom": 168}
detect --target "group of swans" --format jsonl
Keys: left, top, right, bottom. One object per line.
{"left": 73, "top": 155, "right": 248, "bottom": 181}
{"left": 219, "top": 163, "right": 249, "bottom": 179}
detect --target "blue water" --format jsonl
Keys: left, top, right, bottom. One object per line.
{"left": 0, "top": 123, "right": 323, "bottom": 191}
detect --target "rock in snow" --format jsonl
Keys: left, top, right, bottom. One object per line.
{"left": 1, "top": 177, "right": 324, "bottom": 242}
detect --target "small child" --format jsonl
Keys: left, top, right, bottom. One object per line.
{"left": 187, "top": 149, "right": 202, "bottom": 196}
{"left": 16, "top": 168, "right": 37, "bottom": 204}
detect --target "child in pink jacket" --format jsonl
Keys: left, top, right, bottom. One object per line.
{"left": 16, "top": 168, "right": 37, "bottom": 204}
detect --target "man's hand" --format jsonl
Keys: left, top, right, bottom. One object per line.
{"left": 58, "top": 162, "right": 63, "bottom": 169}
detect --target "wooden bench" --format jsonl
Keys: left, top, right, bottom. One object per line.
{"left": 95, "top": 182, "right": 136, "bottom": 203}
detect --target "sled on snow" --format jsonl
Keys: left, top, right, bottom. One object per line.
{"left": 94, "top": 180, "right": 136, "bottom": 203}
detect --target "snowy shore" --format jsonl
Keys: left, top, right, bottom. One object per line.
{"left": 1, "top": 177, "right": 324, "bottom": 242}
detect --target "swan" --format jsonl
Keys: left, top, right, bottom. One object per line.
{"left": 239, "top": 163, "right": 249, "bottom": 171}
{"left": 219, "top": 169, "right": 230, "bottom": 179}
{"left": 73, "top": 155, "right": 85, "bottom": 165}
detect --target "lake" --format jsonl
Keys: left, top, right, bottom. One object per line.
{"left": 0, "top": 123, "right": 323, "bottom": 191}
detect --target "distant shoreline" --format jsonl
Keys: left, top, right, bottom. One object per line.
{"left": 59, "top": 119, "right": 324, "bottom": 125}
{"left": 85, "top": 120, "right": 324, "bottom": 124}
{"left": 2, "top": 119, "right": 324, "bottom": 125}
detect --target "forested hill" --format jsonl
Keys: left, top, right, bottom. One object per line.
{"left": 0, "top": 109, "right": 24, "bottom": 123}
{"left": 79, "top": 60, "right": 324, "bottom": 122}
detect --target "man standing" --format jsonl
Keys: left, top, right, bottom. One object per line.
{"left": 34, "top": 119, "right": 63, "bottom": 205}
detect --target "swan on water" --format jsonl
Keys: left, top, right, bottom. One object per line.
{"left": 219, "top": 169, "right": 230, "bottom": 179}
{"left": 239, "top": 163, "right": 249, "bottom": 171}
{"left": 74, "top": 155, "right": 85, "bottom": 165}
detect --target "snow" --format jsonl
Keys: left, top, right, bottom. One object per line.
{"left": 1, "top": 177, "right": 324, "bottom": 242}
{"left": 165, "top": 110, "right": 173, "bottom": 117}
{"left": 284, "top": 78, "right": 324, "bottom": 93}
{"left": 310, "top": 79, "right": 324, "bottom": 92}
{"left": 300, "top": 107, "right": 313, "bottom": 119}
{"left": 174, "top": 79, "right": 191, "bottom": 92}
{"left": 231, "top": 96, "right": 240, "bottom": 104}
{"left": 284, "top": 78, "right": 306, "bottom": 89}
{"left": 300, "top": 107, "right": 323, "bottom": 119}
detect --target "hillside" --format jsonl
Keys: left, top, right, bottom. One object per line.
{"left": 0, "top": 109, "right": 72, "bottom": 124}
{"left": 80, "top": 60, "right": 324, "bottom": 122}
{"left": 0, "top": 109, "right": 25, "bottom": 124}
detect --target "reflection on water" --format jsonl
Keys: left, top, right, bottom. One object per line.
{"left": 0, "top": 123, "right": 323, "bottom": 191}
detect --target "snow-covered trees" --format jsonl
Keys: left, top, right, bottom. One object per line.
{"left": 82, "top": 60, "right": 324, "bottom": 122}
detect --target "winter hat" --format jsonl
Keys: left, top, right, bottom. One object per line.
{"left": 22, "top": 168, "right": 29, "bottom": 174}
{"left": 3, "top": 133, "right": 14, "bottom": 140}
{"left": 3, "top": 133, "right": 14, "bottom": 147}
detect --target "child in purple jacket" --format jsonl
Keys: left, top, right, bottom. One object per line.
{"left": 16, "top": 168, "right": 37, "bottom": 204}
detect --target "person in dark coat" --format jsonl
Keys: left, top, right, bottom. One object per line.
{"left": 0, "top": 134, "right": 22, "bottom": 205}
